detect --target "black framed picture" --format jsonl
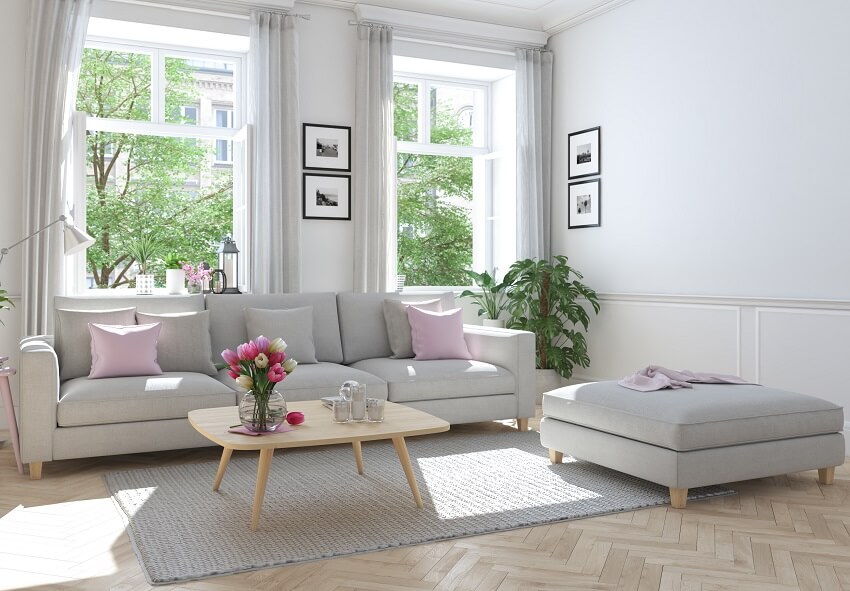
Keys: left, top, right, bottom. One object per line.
{"left": 568, "top": 126, "right": 601, "bottom": 179}
{"left": 303, "top": 173, "right": 351, "bottom": 220}
{"left": 568, "top": 178, "right": 600, "bottom": 229}
{"left": 303, "top": 123, "right": 351, "bottom": 172}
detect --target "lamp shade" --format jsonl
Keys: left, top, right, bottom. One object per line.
{"left": 64, "top": 222, "right": 95, "bottom": 255}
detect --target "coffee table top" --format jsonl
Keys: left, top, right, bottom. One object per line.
{"left": 188, "top": 400, "right": 450, "bottom": 451}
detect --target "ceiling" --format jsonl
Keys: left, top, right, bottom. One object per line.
{"left": 305, "top": 0, "right": 634, "bottom": 34}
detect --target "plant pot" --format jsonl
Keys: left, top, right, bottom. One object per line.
{"left": 135, "top": 274, "right": 155, "bottom": 295}
{"left": 165, "top": 269, "right": 185, "bottom": 295}
{"left": 536, "top": 368, "right": 563, "bottom": 405}
{"left": 482, "top": 318, "right": 505, "bottom": 328}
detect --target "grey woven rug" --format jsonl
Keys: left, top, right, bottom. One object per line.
{"left": 105, "top": 430, "right": 734, "bottom": 585}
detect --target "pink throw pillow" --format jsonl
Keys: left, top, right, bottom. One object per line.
{"left": 407, "top": 307, "right": 472, "bottom": 360}
{"left": 88, "top": 322, "right": 163, "bottom": 379}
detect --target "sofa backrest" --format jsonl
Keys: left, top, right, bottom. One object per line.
{"left": 205, "top": 293, "right": 343, "bottom": 364}
{"left": 337, "top": 292, "right": 456, "bottom": 364}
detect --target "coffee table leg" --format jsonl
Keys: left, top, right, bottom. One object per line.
{"left": 352, "top": 440, "right": 364, "bottom": 475}
{"left": 251, "top": 448, "right": 275, "bottom": 530}
{"left": 392, "top": 436, "right": 423, "bottom": 508}
{"left": 212, "top": 447, "right": 233, "bottom": 491}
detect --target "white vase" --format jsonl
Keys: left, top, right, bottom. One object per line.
{"left": 135, "top": 274, "right": 155, "bottom": 295}
{"left": 166, "top": 269, "right": 185, "bottom": 295}
{"left": 482, "top": 318, "right": 505, "bottom": 328}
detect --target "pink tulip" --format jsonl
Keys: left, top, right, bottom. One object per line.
{"left": 221, "top": 349, "right": 239, "bottom": 366}
{"left": 238, "top": 341, "right": 259, "bottom": 361}
{"left": 267, "top": 363, "right": 286, "bottom": 383}
{"left": 228, "top": 369, "right": 240, "bottom": 380}
{"left": 286, "top": 411, "right": 305, "bottom": 425}
{"left": 268, "top": 351, "right": 285, "bottom": 365}
{"left": 255, "top": 336, "right": 270, "bottom": 354}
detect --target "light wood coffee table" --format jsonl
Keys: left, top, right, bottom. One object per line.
{"left": 188, "top": 400, "right": 450, "bottom": 530}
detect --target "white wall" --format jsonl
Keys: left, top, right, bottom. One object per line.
{"left": 549, "top": 0, "right": 850, "bottom": 424}
{"left": 549, "top": 0, "right": 850, "bottom": 299}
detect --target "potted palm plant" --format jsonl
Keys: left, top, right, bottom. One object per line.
{"left": 127, "top": 234, "right": 159, "bottom": 295}
{"left": 459, "top": 269, "right": 506, "bottom": 327}
{"left": 163, "top": 253, "right": 185, "bottom": 295}
{"left": 502, "top": 256, "right": 600, "bottom": 392}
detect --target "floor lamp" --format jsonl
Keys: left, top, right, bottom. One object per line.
{"left": 0, "top": 214, "right": 95, "bottom": 281}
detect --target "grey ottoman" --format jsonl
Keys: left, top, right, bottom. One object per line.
{"left": 540, "top": 381, "right": 845, "bottom": 508}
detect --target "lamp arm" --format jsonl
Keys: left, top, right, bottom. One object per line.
{"left": 0, "top": 215, "right": 68, "bottom": 265}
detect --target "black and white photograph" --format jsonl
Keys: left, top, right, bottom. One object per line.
{"left": 568, "top": 178, "right": 601, "bottom": 228}
{"left": 568, "top": 126, "right": 601, "bottom": 179}
{"left": 303, "top": 123, "right": 351, "bottom": 171}
{"left": 303, "top": 173, "right": 351, "bottom": 220}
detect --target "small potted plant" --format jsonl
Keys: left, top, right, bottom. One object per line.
{"left": 182, "top": 262, "right": 211, "bottom": 294}
{"left": 163, "top": 253, "right": 185, "bottom": 295}
{"left": 502, "top": 255, "right": 600, "bottom": 381}
{"left": 0, "top": 288, "right": 14, "bottom": 326}
{"left": 126, "top": 233, "right": 159, "bottom": 295}
{"left": 459, "top": 269, "right": 506, "bottom": 327}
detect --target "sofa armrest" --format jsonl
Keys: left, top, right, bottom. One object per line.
{"left": 19, "top": 335, "right": 59, "bottom": 464}
{"left": 463, "top": 325, "right": 536, "bottom": 419}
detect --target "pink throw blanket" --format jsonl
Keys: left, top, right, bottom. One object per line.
{"left": 618, "top": 365, "right": 754, "bottom": 392}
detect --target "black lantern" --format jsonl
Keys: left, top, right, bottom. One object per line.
{"left": 217, "top": 236, "right": 241, "bottom": 294}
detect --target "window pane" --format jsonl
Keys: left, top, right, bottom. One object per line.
{"left": 83, "top": 131, "right": 232, "bottom": 288}
{"left": 429, "top": 84, "right": 474, "bottom": 146}
{"left": 165, "top": 57, "right": 235, "bottom": 125}
{"left": 393, "top": 82, "right": 419, "bottom": 142}
{"left": 77, "top": 48, "right": 151, "bottom": 121}
{"left": 397, "top": 152, "right": 472, "bottom": 286}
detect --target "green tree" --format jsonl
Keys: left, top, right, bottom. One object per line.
{"left": 77, "top": 49, "right": 233, "bottom": 288}
{"left": 394, "top": 83, "right": 474, "bottom": 286}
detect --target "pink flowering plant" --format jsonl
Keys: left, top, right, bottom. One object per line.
{"left": 222, "top": 336, "right": 297, "bottom": 430}
{"left": 182, "top": 262, "right": 211, "bottom": 284}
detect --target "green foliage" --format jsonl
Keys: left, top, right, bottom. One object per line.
{"left": 394, "top": 82, "right": 474, "bottom": 286}
{"left": 162, "top": 253, "right": 183, "bottom": 269}
{"left": 77, "top": 48, "right": 233, "bottom": 288}
{"left": 502, "top": 256, "right": 601, "bottom": 379}
{"left": 0, "top": 288, "right": 14, "bottom": 326}
{"left": 459, "top": 269, "right": 505, "bottom": 320}
{"left": 125, "top": 233, "right": 160, "bottom": 275}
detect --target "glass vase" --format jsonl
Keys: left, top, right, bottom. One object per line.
{"left": 239, "top": 389, "right": 287, "bottom": 432}
{"left": 187, "top": 280, "right": 202, "bottom": 294}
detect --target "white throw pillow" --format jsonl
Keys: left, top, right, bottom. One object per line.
{"left": 382, "top": 298, "right": 442, "bottom": 359}
{"left": 244, "top": 306, "right": 318, "bottom": 364}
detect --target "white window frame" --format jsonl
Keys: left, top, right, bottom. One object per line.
{"left": 214, "top": 107, "right": 234, "bottom": 164}
{"left": 72, "top": 36, "right": 248, "bottom": 292}
{"left": 393, "top": 71, "right": 494, "bottom": 288}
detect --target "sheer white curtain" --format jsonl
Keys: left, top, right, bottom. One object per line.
{"left": 516, "top": 48, "right": 553, "bottom": 261}
{"left": 249, "top": 11, "right": 301, "bottom": 293}
{"left": 22, "top": 0, "right": 91, "bottom": 336}
{"left": 353, "top": 24, "right": 395, "bottom": 293}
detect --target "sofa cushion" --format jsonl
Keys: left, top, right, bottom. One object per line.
{"left": 542, "top": 381, "right": 845, "bottom": 452}
{"left": 88, "top": 322, "right": 163, "bottom": 379}
{"left": 216, "top": 362, "right": 388, "bottom": 403}
{"left": 244, "top": 306, "right": 318, "bottom": 364}
{"left": 338, "top": 292, "right": 456, "bottom": 364}
{"left": 136, "top": 311, "right": 217, "bottom": 375}
{"left": 58, "top": 372, "right": 235, "bottom": 427}
{"left": 383, "top": 298, "right": 442, "bottom": 359}
{"left": 206, "top": 293, "right": 343, "bottom": 363}
{"left": 350, "top": 358, "right": 514, "bottom": 403}
{"left": 408, "top": 307, "right": 472, "bottom": 360}
{"left": 56, "top": 307, "right": 138, "bottom": 381}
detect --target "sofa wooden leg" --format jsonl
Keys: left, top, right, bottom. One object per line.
{"left": 818, "top": 466, "right": 836, "bottom": 485}
{"left": 517, "top": 418, "right": 529, "bottom": 432}
{"left": 549, "top": 449, "right": 563, "bottom": 464}
{"left": 29, "top": 462, "right": 43, "bottom": 480}
{"left": 669, "top": 487, "right": 688, "bottom": 509}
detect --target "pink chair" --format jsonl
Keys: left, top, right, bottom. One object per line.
{"left": 0, "top": 357, "right": 22, "bottom": 474}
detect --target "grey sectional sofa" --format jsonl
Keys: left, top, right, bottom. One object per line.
{"left": 18, "top": 291, "right": 535, "bottom": 478}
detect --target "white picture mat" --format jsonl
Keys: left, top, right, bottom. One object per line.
{"left": 304, "top": 125, "right": 350, "bottom": 171}
{"left": 568, "top": 128, "right": 600, "bottom": 178}
{"left": 304, "top": 175, "right": 350, "bottom": 219}
{"left": 568, "top": 180, "right": 600, "bottom": 227}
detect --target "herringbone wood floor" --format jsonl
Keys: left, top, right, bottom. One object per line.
{"left": 1, "top": 408, "right": 849, "bottom": 591}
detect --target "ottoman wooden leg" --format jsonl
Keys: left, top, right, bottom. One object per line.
{"left": 669, "top": 487, "right": 688, "bottom": 509}
{"left": 549, "top": 449, "right": 563, "bottom": 464}
{"left": 818, "top": 467, "right": 835, "bottom": 485}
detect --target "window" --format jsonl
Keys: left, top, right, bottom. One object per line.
{"left": 74, "top": 33, "right": 245, "bottom": 290}
{"left": 393, "top": 57, "right": 515, "bottom": 288}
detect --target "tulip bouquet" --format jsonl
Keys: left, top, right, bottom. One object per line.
{"left": 222, "top": 336, "right": 297, "bottom": 431}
